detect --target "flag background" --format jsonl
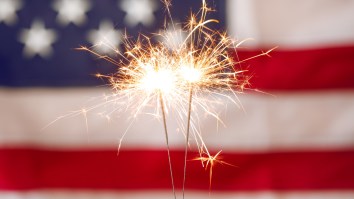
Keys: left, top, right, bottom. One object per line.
{"left": 1, "top": 0, "right": 354, "bottom": 198}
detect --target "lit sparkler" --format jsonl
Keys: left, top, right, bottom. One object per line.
{"left": 76, "top": 0, "right": 275, "bottom": 198}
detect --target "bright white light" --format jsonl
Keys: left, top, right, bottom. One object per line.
{"left": 180, "top": 66, "right": 202, "bottom": 83}
{"left": 140, "top": 68, "right": 176, "bottom": 94}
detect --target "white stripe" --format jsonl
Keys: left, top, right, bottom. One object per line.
{"left": 1, "top": 190, "right": 354, "bottom": 199}
{"left": 227, "top": 0, "right": 354, "bottom": 49}
{"left": 1, "top": 88, "right": 354, "bottom": 151}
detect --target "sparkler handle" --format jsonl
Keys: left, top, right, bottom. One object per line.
{"left": 159, "top": 91, "right": 177, "bottom": 199}
{"left": 183, "top": 86, "right": 193, "bottom": 199}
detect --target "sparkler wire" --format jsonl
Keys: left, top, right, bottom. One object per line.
{"left": 182, "top": 85, "right": 193, "bottom": 199}
{"left": 159, "top": 90, "right": 177, "bottom": 199}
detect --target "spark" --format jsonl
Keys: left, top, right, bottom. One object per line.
{"left": 81, "top": 108, "right": 89, "bottom": 135}
{"left": 194, "top": 150, "right": 236, "bottom": 190}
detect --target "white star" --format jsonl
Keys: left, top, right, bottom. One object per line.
{"left": 119, "top": 0, "right": 158, "bottom": 27}
{"left": 19, "top": 20, "right": 58, "bottom": 59}
{"left": 159, "top": 23, "right": 187, "bottom": 50}
{"left": 0, "top": 0, "right": 23, "bottom": 26}
{"left": 52, "top": 0, "right": 91, "bottom": 26}
{"left": 87, "top": 20, "right": 122, "bottom": 54}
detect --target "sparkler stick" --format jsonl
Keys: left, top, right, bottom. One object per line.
{"left": 182, "top": 85, "right": 193, "bottom": 199}
{"left": 158, "top": 90, "right": 177, "bottom": 199}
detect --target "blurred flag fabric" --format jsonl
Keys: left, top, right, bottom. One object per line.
{"left": 1, "top": 0, "right": 354, "bottom": 198}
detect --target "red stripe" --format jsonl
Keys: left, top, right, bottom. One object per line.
{"left": 234, "top": 46, "right": 354, "bottom": 90}
{"left": 1, "top": 148, "right": 354, "bottom": 191}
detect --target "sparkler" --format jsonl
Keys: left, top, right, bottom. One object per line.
{"left": 76, "top": 0, "right": 275, "bottom": 198}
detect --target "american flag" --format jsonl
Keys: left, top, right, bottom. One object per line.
{"left": 1, "top": 0, "right": 354, "bottom": 198}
